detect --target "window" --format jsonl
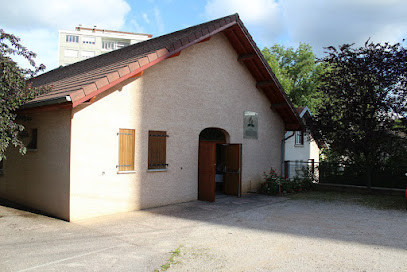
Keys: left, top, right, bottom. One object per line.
{"left": 0, "top": 159, "right": 3, "bottom": 175}
{"left": 116, "top": 41, "right": 130, "bottom": 49}
{"left": 64, "top": 49, "right": 78, "bottom": 58}
{"left": 81, "top": 50, "right": 95, "bottom": 59}
{"left": 102, "top": 40, "right": 115, "bottom": 50}
{"left": 118, "top": 129, "right": 135, "bottom": 171}
{"left": 27, "top": 128, "right": 38, "bottom": 150}
{"left": 82, "top": 36, "right": 95, "bottom": 45}
{"left": 295, "top": 131, "right": 304, "bottom": 145}
{"left": 148, "top": 131, "right": 168, "bottom": 170}
{"left": 66, "top": 35, "right": 79, "bottom": 43}
{"left": 102, "top": 39, "right": 130, "bottom": 50}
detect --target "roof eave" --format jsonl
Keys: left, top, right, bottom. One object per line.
{"left": 20, "top": 95, "right": 72, "bottom": 110}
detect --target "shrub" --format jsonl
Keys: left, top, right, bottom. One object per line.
{"left": 260, "top": 167, "right": 315, "bottom": 196}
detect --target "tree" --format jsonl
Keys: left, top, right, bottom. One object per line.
{"left": 262, "top": 43, "right": 326, "bottom": 113}
{"left": 310, "top": 40, "right": 407, "bottom": 188}
{"left": 0, "top": 29, "right": 46, "bottom": 159}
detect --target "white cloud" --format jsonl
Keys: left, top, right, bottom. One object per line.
{"left": 204, "top": 0, "right": 407, "bottom": 54}
{"left": 280, "top": 0, "right": 407, "bottom": 54}
{"left": 142, "top": 13, "right": 151, "bottom": 24}
{"left": 205, "top": 0, "right": 283, "bottom": 42}
{"left": 0, "top": 0, "right": 131, "bottom": 30}
{"left": 154, "top": 7, "right": 165, "bottom": 34}
{"left": 6, "top": 29, "right": 59, "bottom": 72}
{"left": 0, "top": 0, "right": 131, "bottom": 72}
{"left": 130, "top": 19, "right": 145, "bottom": 33}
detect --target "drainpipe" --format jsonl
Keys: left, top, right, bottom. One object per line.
{"left": 281, "top": 131, "right": 295, "bottom": 177}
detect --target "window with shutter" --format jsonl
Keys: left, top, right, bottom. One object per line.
{"left": 148, "top": 130, "right": 168, "bottom": 170}
{"left": 118, "top": 129, "right": 135, "bottom": 171}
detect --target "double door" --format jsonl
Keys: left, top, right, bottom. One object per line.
{"left": 198, "top": 141, "right": 242, "bottom": 202}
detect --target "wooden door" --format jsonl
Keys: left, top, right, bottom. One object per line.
{"left": 224, "top": 144, "right": 242, "bottom": 197}
{"left": 198, "top": 141, "right": 216, "bottom": 202}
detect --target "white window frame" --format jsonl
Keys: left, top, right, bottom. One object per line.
{"left": 295, "top": 131, "right": 304, "bottom": 146}
{"left": 64, "top": 49, "right": 79, "bottom": 58}
{"left": 82, "top": 36, "right": 96, "bottom": 45}
{"left": 102, "top": 39, "right": 130, "bottom": 50}
{"left": 81, "top": 50, "right": 95, "bottom": 59}
{"left": 66, "top": 35, "right": 79, "bottom": 43}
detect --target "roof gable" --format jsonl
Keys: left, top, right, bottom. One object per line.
{"left": 27, "top": 14, "right": 302, "bottom": 130}
{"left": 297, "top": 106, "right": 312, "bottom": 118}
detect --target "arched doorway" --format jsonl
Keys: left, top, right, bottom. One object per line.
{"left": 198, "top": 128, "right": 242, "bottom": 202}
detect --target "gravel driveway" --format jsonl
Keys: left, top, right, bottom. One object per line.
{"left": 0, "top": 194, "right": 406, "bottom": 272}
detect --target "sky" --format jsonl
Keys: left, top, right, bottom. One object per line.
{"left": 1, "top": 0, "right": 406, "bottom": 73}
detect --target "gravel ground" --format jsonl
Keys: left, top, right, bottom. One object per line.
{"left": 0, "top": 194, "right": 406, "bottom": 272}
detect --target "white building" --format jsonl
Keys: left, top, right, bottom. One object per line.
{"left": 58, "top": 27, "right": 152, "bottom": 66}
{"left": 283, "top": 107, "right": 321, "bottom": 179}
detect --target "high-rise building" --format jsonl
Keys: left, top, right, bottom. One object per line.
{"left": 58, "top": 26, "right": 152, "bottom": 66}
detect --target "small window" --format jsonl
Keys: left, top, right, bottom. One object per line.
{"left": 295, "top": 131, "right": 304, "bottom": 145}
{"left": 102, "top": 40, "right": 115, "bottom": 50}
{"left": 148, "top": 130, "right": 168, "bottom": 170}
{"left": 27, "top": 129, "right": 38, "bottom": 150}
{"left": 66, "top": 35, "right": 79, "bottom": 43}
{"left": 102, "top": 40, "right": 129, "bottom": 50}
{"left": 82, "top": 36, "right": 95, "bottom": 45}
{"left": 116, "top": 41, "right": 130, "bottom": 49}
{"left": 64, "top": 49, "right": 78, "bottom": 58}
{"left": 0, "top": 159, "right": 3, "bottom": 175}
{"left": 118, "top": 129, "right": 135, "bottom": 171}
{"left": 81, "top": 50, "right": 95, "bottom": 59}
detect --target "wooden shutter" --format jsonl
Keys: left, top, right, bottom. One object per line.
{"left": 118, "top": 129, "right": 135, "bottom": 171}
{"left": 148, "top": 130, "right": 167, "bottom": 169}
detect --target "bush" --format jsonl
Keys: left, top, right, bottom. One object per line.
{"left": 260, "top": 167, "right": 315, "bottom": 196}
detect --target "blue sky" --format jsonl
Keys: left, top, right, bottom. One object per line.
{"left": 1, "top": 0, "right": 406, "bottom": 72}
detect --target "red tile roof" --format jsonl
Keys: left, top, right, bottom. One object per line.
{"left": 27, "top": 14, "right": 302, "bottom": 130}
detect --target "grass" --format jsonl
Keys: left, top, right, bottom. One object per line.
{"left": 288, "top": 191, "right": 406, "bottom": 211}
{"left": 155, "top": 245, "right": 182, "bottom": 272}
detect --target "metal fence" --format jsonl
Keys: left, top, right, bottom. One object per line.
{"left": 283, "top": 160, "right": 319, "bottom": 180}
{"left": 318, "top": 162, "right": 407, "bottom": 189}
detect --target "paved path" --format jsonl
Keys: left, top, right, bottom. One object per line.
{"left": 0, "top": 194, "right": 406, "bottom": 271}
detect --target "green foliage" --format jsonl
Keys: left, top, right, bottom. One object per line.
{"left": 260, "top": 167, "right": 315, "bottom": 195}
{"left": 262, "top": 43, "right": 326, "bottom": 113}
{"left": 156, "top": 245, "right": 182, "bottom": 272}
{"left": 0, "top": 29, "right": 46, "bottom": 159}
{"left": 311, "top": 40, "right": 407, "bottom": 188}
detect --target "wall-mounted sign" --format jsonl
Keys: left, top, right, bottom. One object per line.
{"left": 243, "top": 111, "right": 258, "bottom": 139}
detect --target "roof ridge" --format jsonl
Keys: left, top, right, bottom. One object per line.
{"left": 24, "top": 13, "right": 302, "bottom": 130}
{"left": 32, "top": 13, "right": 239, "bottom": 87}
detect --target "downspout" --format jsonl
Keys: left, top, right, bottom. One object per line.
{"left": 281, "top": 131, "right": 295, "bottom": 177}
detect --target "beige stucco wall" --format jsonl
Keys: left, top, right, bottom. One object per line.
{"left": 69, "top": 33, "right": 285, "bottom": 221}
{"left": 0, "top": 109, "right": 71, "bottom": 220}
